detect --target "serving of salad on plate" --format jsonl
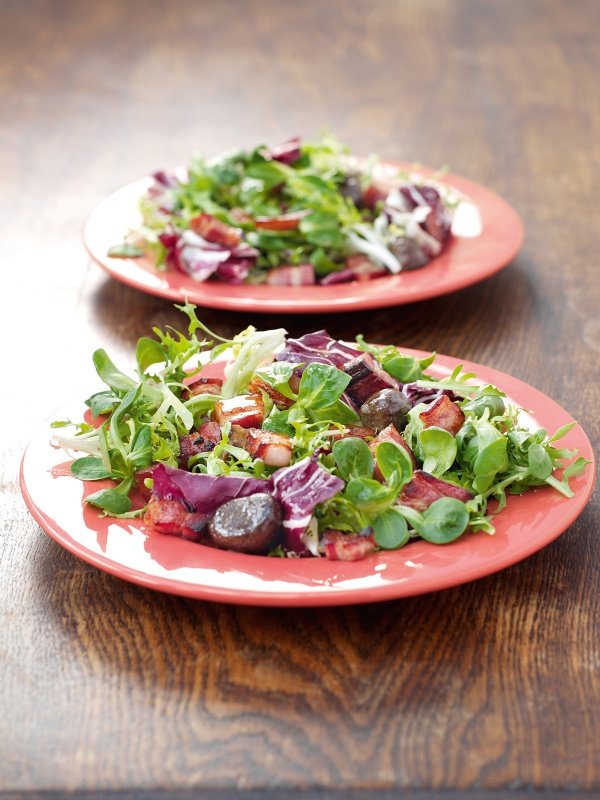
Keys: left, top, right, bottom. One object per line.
{"left": 51, "top": 303, "right": 590, "bottom": 564}
{"left": 107, "top": 134, "right": 466, "bottom": 287}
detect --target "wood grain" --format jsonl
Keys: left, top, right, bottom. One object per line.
{"left": 1, "top": 0, "right": 599, "bottom": 796}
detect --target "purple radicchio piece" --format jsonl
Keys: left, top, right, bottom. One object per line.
{"left": 268, "top": 457, "right": 344, "bottom": 555}
{"left": 150, "top": 170, "right": 181, "bottom": 190}
{"left": 158, "top": 229, "right": 259, "bottom": 282}
{"left": 146, "top": 171, "right": 181, "bottom": 214}
{"left": 151, "top": 463, "right": 267, "bottom": 515}
{"left": 215, "top": 257, "right": 253, "bottom": 284}
{"left": 151, "top": 463, "right": 186, "bottom": 502}
{"left": 398, "top": 184, "right": 452, "bottom": 245}
{"left": 318, "top": 268, "right": 356, "bottom": 286}
{"left": 403, "top": 384, "right": 461, "bottom": 407}
{"left": 275, "top": 330, "right": 363, "bottom": 371}
{"left": 266, "top": 137, "right": 301, "bottom": 165}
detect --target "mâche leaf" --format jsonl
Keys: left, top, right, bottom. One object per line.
{"left": 70, "top": 456, "right": 114, "bottom": 481}
{"left": 375, "top": 440, "right": 413, "bottom": 491}
{"left": 85, "top": 488, "right": 132, "bottom": 515}
{"left": 333, "top": 437, "right": 373, "bottom": 483}
{"left": 107, "top": 244, "right": 145, "bottom": 258}
{"left": 373, "top": 508, "right": 410, "bottom": 550}
{"left": 297, "top": 362, "right": 351, "bottom": 410}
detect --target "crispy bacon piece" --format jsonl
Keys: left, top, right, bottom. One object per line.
{"left": 265, "top": 264, "right": 315, "bottom": 286}
{"left": 248, "top": 376, "right": 295, "bottom": 409}
{"left": 343, "top": 352, "right": 400, "bottom": 406}
{"left": 322, "top": 528, "right": 377, "bottom": 561}
{"left": 255, "top": 210, "right": 311, "bottom": 230}
{"left": 397, "top": 470, "right": 473, "bottom": 512}
{"left": 181, "top": 375, "right": 223, "bottom": 401}
{"left": 178, "top": 421, "right": 222, "bottom": 467}
{"left": 189, "top": 212, "right": 241, "bottom": 247}
{"left": 144, "top": 495, "right": 208, "bottom": 542}
{"left": 419, "top": 394, "right": 465, "bottom": 436}
{"left": 369, "top": 423, "right": 417, "bottom": 481}
{"left": 245, "top": 429, "right": 293, "bottom": 467}
{"left": 213, "top": 393, "right": 265, "bottom": 428}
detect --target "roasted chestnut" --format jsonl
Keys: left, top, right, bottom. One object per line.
{"left": 359, "top": 388, "right": 412, "bottom": 432}
{"left": 208, "top": 493, "right": 282, "bottom": 554}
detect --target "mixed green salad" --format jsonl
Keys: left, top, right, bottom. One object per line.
{"left": 52, "top": 304, "right": 589, "bottom": 560}
{"left": 108, "top": 135, "right": 460, "bottom": 286}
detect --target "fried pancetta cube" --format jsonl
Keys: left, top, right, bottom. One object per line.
{"left": 244, "top": 429, "right": 293, "bottom": 467}
{"left": 213, "top": 393, "right": 265, "bottom": 428}
{"left": 144, "top": 495, "right": 208, "bottom": 542}
{"left": 419, "top": 394, "right": 465, "bottom": 436}
{"left": 181, "top": 375, "right": 223, "bottom": 401}
{"left": 189, "top": 212, "right": 241, "bottom": 247}
{"left": 265, "top": 264, "right": 316, "bottom": 286}
{"left": 343, "top": 352, "right": 400, "bottom": 406}
{"left": 397, "top": 470, "right": 473, "bottom": 512}
{"left": 322, "top": 528, "right": 376, "bottom": 561}
{"left": 178, "top": 421, "right": 222, "bottom": 467}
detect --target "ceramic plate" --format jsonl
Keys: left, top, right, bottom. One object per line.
{"left": 20, "top": 351, "right": 594, "bottom": 606}
{"left": 83, "top": 165, "right": 524, "bottom": 313}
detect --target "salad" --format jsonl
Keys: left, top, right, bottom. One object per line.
{"left": 53, "top": 304, "right": 589, "bottom": 561}
{"left": 108, "top": 135, "right": 461, "bottom": 286}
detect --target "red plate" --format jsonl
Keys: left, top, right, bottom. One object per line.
{"left": 83, "top": 165, "right": 523, "bottom": 313}
{"left": 20, "top": 351, "right": 594, "bottom": 606}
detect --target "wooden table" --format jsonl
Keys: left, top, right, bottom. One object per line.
{"left": 2, "top": 0, "right": 599, "bottom": 796}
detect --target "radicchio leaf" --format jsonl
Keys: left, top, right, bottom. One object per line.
{"left": 151, "top": 464, "right": 267, "bottom": 515}
{"left": 275, "top": 330, "right": 363, "bottom": 371}
{"left": 266, "top": 137, "right": 301, "bottom": 165}
{"left": 268, "top": 457, "right": 344, "bottom": 554}
{"left": 159, "top": 230, "right": 259, "bottom": 282}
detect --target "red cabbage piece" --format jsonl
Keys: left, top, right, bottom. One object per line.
{"left": 151, "top": 463, "right": 186, "bottom": 502}
{"left": 275, "top": 330, "right": 363, "bottom": 371}
{"left": 268, "top": 457, "right": 344, "bottom": 554}
{"left": 158, "top": 230, "right": 181, "bottom": 271}
{"left": 318, "top": 268, "right": 355, "bottom": 285}
{"left": 150, "top": 170, "right": 181, "bottom": 189}
{"left": 179, "top": 243, "right": 232, "bottom": 281}
{"left": 151, "top": 464, "right": 267, "bottom": 515}
{"left": 398, "top": 184, "right": 452, "bottom": 244}
{"left": 403, "top": 384, "right": 461, "bottom": 407}
{"left": 266, "top": 137, "right": 301, "bottom": 165}
{"left": 215, "top": 257, "right": 253, "bottom": 284}
{"left": 146, "top": 172, "right": 181, "bottom": 213}
{"left": 159, "top": 229, "right": 259, "bottom": 282}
